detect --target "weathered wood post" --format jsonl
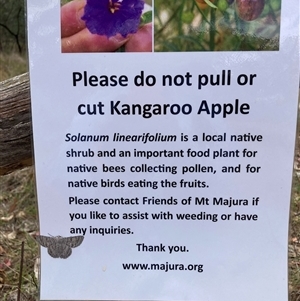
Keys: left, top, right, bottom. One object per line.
{"left": 0, "top": 73, "right": 32, "bottom": 175}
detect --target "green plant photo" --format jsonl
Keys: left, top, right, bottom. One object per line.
{"left": 154, "top": 0, "right": 281, "bottom": 51}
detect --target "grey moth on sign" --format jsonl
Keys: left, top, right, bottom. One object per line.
{"left": 35, "top": 235, "right": 84, "bottom": 259}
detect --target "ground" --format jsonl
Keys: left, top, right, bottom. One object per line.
{"left": 0, "top": 167, "right": 38, "bottom": 300}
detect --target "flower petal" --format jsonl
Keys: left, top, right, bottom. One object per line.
{"left": 82, "top": 0, "right": 144, "bottom": 38}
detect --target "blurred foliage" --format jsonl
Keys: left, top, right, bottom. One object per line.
{"left": 0, "top": 0, "right": 26, "bottom": 53}
{"left": 154, "top": 0, "right": 281, "bottom": 51}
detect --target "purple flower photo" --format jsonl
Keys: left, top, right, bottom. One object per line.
{"left": 82, "top": 0, "right": 145, "bottom": 38}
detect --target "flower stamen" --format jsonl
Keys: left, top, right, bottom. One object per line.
{"left": 109, "top": 0, "right": 121, "bottom": 14}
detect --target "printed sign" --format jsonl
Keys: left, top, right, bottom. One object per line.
{"left": 27, "top": 0, "right": 299, "bottom": 300}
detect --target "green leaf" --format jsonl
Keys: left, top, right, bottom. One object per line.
{"left": 140, "top": 11, "right": 152, "bottom": 27}
{"left": 203, "top": 0, "right": 217, "bottom": 9}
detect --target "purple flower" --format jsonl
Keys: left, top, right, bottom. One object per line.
{"left": 82, "top": 0, "right": 144, "bottom": 38}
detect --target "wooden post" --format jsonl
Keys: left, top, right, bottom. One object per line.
{"left": 0, "top": 73, "right": 32, "bottom": 175}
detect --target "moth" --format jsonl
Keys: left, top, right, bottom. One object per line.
{"left": 35, "top": 235, "right": 84, "bottom": 259}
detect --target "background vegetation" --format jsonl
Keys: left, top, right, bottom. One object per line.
{"left": 0, "top": 0, "right": 27, "bottom": 81}
{"left": 154, "top": 0, "right": 281, "bottom": 51}
{"left": 0, "top": 0, "right": 26, "bottom": 54}
{"left": 0, "top": 0, "right": 299, "bottom": 300}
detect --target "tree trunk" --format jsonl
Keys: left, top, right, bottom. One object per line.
{"left": 0, "top": 73, "right": 32, "bottom": 176}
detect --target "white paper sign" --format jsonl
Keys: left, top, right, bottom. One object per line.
{"left": 27, "top": 0, "right": 299, "bottom": 300}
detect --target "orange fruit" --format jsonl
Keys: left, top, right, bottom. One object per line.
{"left": 195, "top": 0, "right": 215, "bottom": 10}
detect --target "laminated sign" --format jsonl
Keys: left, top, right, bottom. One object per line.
{"left": 27, "top": 0, "right": 299, "bottom": 300}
